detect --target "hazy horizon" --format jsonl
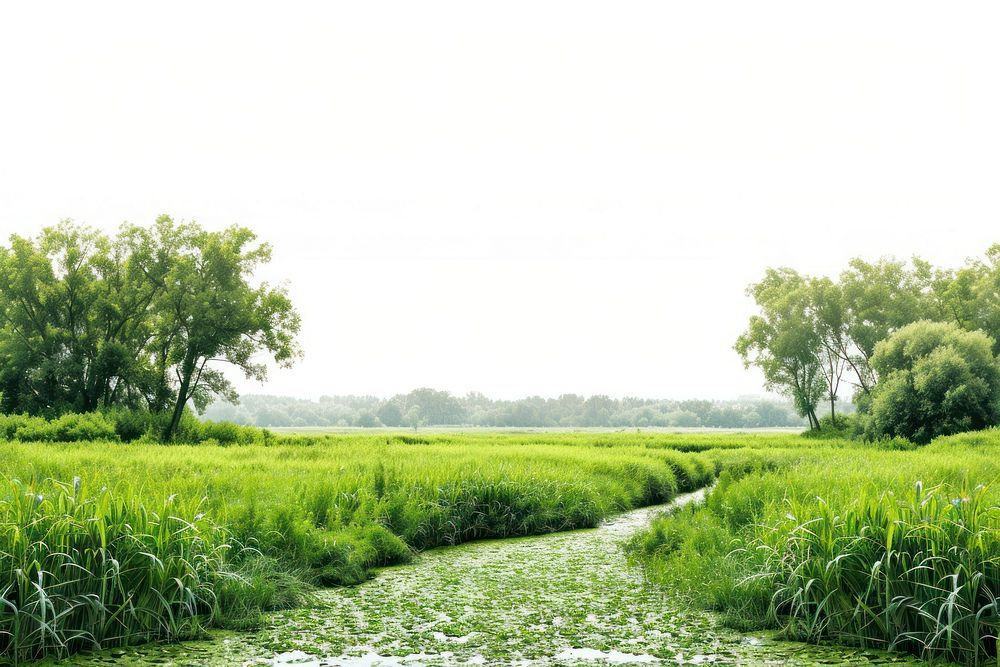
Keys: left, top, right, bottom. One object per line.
{"left": 2, "top": 2, "right": 998, "bottom": 401}
{"left": 226, "top": 389, "right": 789, "bottom": 403}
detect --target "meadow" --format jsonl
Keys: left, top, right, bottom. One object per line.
{"left": 2, "top": 429, "right": 999, "bottom": 665}
{"left": 628, "top": 430, "right": 1000, "bottom": 666}
{"left": 0, "top": 431, "right": 725, "bottom": 663}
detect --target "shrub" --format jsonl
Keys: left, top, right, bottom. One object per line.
{"left": 863, "top": 321, "right": 1000, "bottom": 443}
{"left": 198, "top": 419, "right": 272, "bottom": 446}
{"left": 50, "top": 412, "right": 118, "bottom": 441}
{"left": 104, "top": 407, "right": 155, "bottom": 442}
{"left": 0, "top": 412, "right": 118, "bottom": 442}
{"left": 0, "top": 409, "right": 272, "bottom": 445}
{"left": 802, "top": 414, "right": 859, "bottom": 440}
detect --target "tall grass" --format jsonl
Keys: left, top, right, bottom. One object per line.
{"left": 0, "top": 431, "right": 728, "bottom": 662}
{"left": 0, "top": 477, "right": 229, "bottom": 663}
{"left": 761, "top": 482, "right": 1000, "bottom": 663}
{"left": 628, "top": 431, "right": 1000, "bottom": 666}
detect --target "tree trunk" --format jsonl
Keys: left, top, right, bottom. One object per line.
{"left": 163, "top": 355, "right": 196, "bottom": 441}
{"left": 830, "top": 395, "right": 836, "bottom": 423}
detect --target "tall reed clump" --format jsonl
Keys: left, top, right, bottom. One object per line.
{"left": 758, "top": 482, "right": 1000, "bottom": 665}
{"left": 0, "top": 477, "right": 229, "bottom": 663}
{"left": 629, "top": 436, "right": 1000, "bottom": 666}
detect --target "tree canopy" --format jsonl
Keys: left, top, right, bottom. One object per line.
{"left": 866, "top": 321, "right": 1000, "bottom": 443}
{"left": 735, "top": 268, "right": 825, "bottom": 429}
{"left": 203, "top": 391, "right": 807, "bottom": 429}
{"left": 740, "top": 247, "right": 1000, "bottom": 439}
{"left": 0, "top": 217, "right": 301, "bottom": 440}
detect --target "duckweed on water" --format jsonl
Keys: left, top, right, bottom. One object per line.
{"left": 5, "top": 432, "right": 720, "bottom": 662}
{"left": 58, "top": 492, "right": 929, "bottom": 666}
{"left": 4, "top": 431, "right": 981, "bottom": 664}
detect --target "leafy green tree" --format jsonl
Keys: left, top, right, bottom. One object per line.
{"left": 864, "top": 320, "right": 1000, "bottom": 443}
{"left": 807, "top": 276, "right": 849, "bottom": 419}
{"left": 356, "top": 411, "right": 380, "bottom": 428}
{"left": 377, "top": 399, "right": 405, "bottom": 427}
{"left": 838, "top": 257, "right": 941, "bottom": 389}
{"left": 401, "top": 388, "right": 466, "bottom": 425}
{"left": 152, "top": 217, "right": 301, "bottom": 440}
{"left": 404, "top": 405, "right": 424, "bottom": 431}
{"left": 582, "top": 394, "right": 614, "bottom": 426}
{"left": 0, "top": 217, "right": 301, "bottom": 441}
{"left": 678, "top": 399, "right": 712, "bottom": 416}
{"left": 0, "top": 222, "right": 173, "bottom": 414}
{"left": 736, "top": 268, "right": 825, "bottom": 429}
{"left": 935, "top": 246, "right": 1000, "bottom": 355}
{"left": 554, "top": 394, "right": 585, "bottom": 426}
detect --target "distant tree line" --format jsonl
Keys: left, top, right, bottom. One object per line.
{"left": 203, "top": 389, "right": 807, "bottom": 429}
{"left": 0, "top": 218, "right": 300, "bottom": 440}
{"left": 738, "top": 247, "right": 1000, "bottom": 442}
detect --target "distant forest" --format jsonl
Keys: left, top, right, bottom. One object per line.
{"left": 202, "top": 389, "right": 814, "bottom": 429}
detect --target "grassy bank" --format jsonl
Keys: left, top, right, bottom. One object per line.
{"left": 0, "top": 431, "right": 728, "bottom": 663}
{"left": 11, "top": 429, "right": 996, "bottom": 664}
{"left": 628, "top": 431, "right": 1000, "bottom": 666}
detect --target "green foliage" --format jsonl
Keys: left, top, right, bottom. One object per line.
{"left": 800, "top": 414, "right": 859, "bottom": 440}
{"left": 207, "top": 391, "right": 807, "bottom": 429}
{"left": 629, "top": 432, "right": 1000, "bottom": 665}
{"left": 0, "top": 477, "right": 228, "bottom": 662}
{"left": 211, "top": 555, "right": 313, "bottom": 631}
{"left": 0, "top": 218, "right": 301, "bottom": 441}
{"left": 760, "top": 483, "right": 999, "bottom": 662}
{"left": 864, "top": 321, "right": 1000, "bottom": 443}
{"left": 838, "top": 256, "right": 941, "bottom": 365}
{"left": 626, "top": 503, "right": 770, "bottom": 626}
{"left": 0, "top": 412, "right": 118, "bottom": 442}
{"left": 0, "top": 431, "right": 736, "bottom": 662}
{"left": 0, "top": 222, "right": 164, "bottom": 416}
{"left": 736, "top": 269, "right": 826, "bottom": 429}
{"left": 151, "top": 218, "right": 302, "bottom": 440}
{"left": 742, "top": 248, "right": 1000, "bottom": 441}
{"left": 0, "top": 410, "right": 272, "bottom": 444}
{"left": 197, "top": 419, "right": 273, "bottom": 446}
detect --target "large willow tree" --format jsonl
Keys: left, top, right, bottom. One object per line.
{"left": 0, "top": 216, "right": 301, "bottom": 440}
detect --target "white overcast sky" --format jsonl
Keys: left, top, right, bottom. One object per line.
{"left": 0, "top": 2, "right": 997, "bottom": 400}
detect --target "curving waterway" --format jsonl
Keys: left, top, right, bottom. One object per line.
{"left": 55, "top": 490, "right": 931, "bottom": 666}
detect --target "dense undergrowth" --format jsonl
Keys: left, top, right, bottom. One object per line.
{"left": 0, "top": 431, "right": 724, "bottom": 663}
{"left": 0, "top": 410, "right": 272, "bottom": 445}
{"left": 0, "top": 479, "right": 236, "bottom": 660}
{"left": 628, "top": 429, "right": 1000, "bottom": 666}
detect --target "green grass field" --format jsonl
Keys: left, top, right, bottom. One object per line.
{"left": 1, "top": 431, "right": 726, "bottom": 662}
{"left": 3, "top": 430, "right": 999, "bottom": 665}
{"left": 628, "top": 431, "right": 1000, "bottom": 665}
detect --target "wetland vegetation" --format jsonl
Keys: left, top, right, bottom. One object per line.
{"left": 2, "top": 431, "right": 722, "bottom": 662}
{"left": 3, "top": 221, "right": 1000, "bottom": 665}
{"left": 0, "top": 429, "right": 993, "bottom": 665}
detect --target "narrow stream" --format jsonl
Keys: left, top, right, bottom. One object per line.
{"left": 58, "top": 491, "right": 928, "bottom": 666}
